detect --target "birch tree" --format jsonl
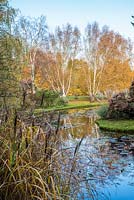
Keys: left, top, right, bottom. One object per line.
{"left": 99, "top": 31, "right": 133, "bottom": 93}
{"left": 83, "top": 22, "right": 106, "bottom": 101}
{"left": 15, "top": 15, "right": 48, "bottom": 94}
{"left": 84, "top": 21, "right": 134, "bottom": 100}
{"left": 46, "top": 24, "right": 80, "bottom": 97}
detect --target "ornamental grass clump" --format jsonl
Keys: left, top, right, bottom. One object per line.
{"left": 0, "top": 110, "right": 68, "bottom": 200}
{"left": 97, "top": 105, "right": 109, "bottom": 119}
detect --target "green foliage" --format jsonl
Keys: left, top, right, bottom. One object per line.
{"left": 35, "top": 89, "right": 68, "bottom": 107}
{"left": 97, "top": 105, "right": 109, "bottom": 119}
{"left": 44, "top": 89, "right": 59, "bottom": 99}
{"left": 0, "top": 0, "right": 16, "bottom": 31}
{"left": 0, "top": 0, "right": 23, "bottom": 109}
{"left": 55, "top": 96, "right": 68, "bottom": 106}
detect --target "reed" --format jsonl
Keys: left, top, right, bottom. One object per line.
{"left": 0, "top": 110, "right": 69, "bottom": 200}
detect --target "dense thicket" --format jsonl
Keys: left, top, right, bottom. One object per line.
{"left": 0, "top": 0, "right": 22, "bottom": 109}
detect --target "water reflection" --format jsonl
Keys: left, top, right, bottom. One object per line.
{"left": 59, "top": 109, "right": 99, "bottom": 139}
{"left": 58, "top": 109, "right": 134, "bottom": 200}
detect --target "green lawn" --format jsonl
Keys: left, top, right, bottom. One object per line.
{"left": 34, "top": 101, "right": 106, "bottom": 114}
{"left": 67, "top": 96, "right": 90, "bottom": 101}
{"left": 96, "top": 119, "right": 134, "bottom": 133}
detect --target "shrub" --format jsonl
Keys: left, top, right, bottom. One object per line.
{"left": 55, "top": 97, "right": 68, "bottom": 106}
{"left": 100, "top": 82, "right": 134, "bottom": 119}
{"left": 107, "top": 110, "right": 129, "bottom": 119}
{"left": 35, "top": 90, "right": 60, "bottom": 107}
{"left": 97, "top": 105, "right": 109, "bottom": 119}
{"left": 44, "top": 90, "right": 59, "bottom": 107}
{"left": 35, "top": 90, "right": 69, "bottom": 108}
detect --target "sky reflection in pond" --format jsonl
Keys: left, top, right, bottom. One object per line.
{"left": 59, "top": 109, "right": 134, "bottom": 200}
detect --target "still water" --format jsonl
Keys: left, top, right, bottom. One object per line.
{"left": 58, "top": 109, "right": 134, "bottom": 200}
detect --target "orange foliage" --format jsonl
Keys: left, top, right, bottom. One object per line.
{"left": 35, "top": 68, "right": 50, "bottom": 89}
{"left": 21, "top": 66, "right": 31, "bottom": 80}
{"left": 100, "top": 60, "right": 133, "bottom": 92}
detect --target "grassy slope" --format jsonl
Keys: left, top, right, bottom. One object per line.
{"left": 97, "top": 119, "right": 134, "bottom": 133}
{"left": 35, "top": 101, "right": 106, "bottom": 113}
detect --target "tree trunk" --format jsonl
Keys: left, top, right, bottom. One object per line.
{"left": 31, "top": 63, "right": 36, "bottom": 94}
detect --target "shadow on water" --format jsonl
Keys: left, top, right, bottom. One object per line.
{"left": 58, "top": 108, "right": 134, "bottom": 200}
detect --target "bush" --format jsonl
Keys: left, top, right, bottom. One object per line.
{"left": 43, "top": 90, "right": 59, "bottom": 107}
{"left": 100, "top": 82, "right": 134, "bottom": 119}
{"left": 106, "top": 92, "right": 131, "bottom": 119}
{"left": 35, "top": 90, "right": 68, "bottom": 107}
{"left": 97, "top": 105, "right": 109, "bottom": 119}
{"left": 35, "top": 89, "right": 59, "bottom": 107}
{"left": 107, "top": 110, "right": 129, "bottom": 119}
{"left": 55, "top": 97, "right": 68, "bottom": 106}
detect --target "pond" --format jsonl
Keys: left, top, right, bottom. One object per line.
{"left": 58, "top": 108, "right": 134, "bottom": 200}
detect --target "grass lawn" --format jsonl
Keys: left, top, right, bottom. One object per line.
{"left": 67, "top": 96, "right": 89, "bottom": 101}
{"left": 34, "top": 100, "right": 106, "bottom": 114}
{"left": 96, "top": 119, "right": 134, "bottom": 133}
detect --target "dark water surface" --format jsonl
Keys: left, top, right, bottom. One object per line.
{"left": 59, "top": 109, "right": 134, "bottom": 200}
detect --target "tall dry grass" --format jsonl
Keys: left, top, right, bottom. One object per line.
{"left": 0, "top": 110, "right": 70, "bottom": 200}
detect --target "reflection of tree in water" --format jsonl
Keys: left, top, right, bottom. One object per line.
{"left": 59, "top": 109, "right": 99, "bottom": 139}
{"left": 57, "top": 109, "right": 134, "bottom": 199}
{"left": 60, "top": 136, "right": 134, "bottom": 199}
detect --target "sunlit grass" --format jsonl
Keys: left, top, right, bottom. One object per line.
{"left": 67, "top": 96, "right": 89, "bottom": 101}
{"left": 34, "top": 101, "right": 106, "bottom": 113}
{"left": 97, "top": 119, "right": 134, "bottom": 133}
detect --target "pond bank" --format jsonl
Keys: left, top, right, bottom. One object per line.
{"left": 96, "top": 119, "right": 134, "bottom": 133}
{"left": 34, "top": 101, "right": 106, "bottom": 113}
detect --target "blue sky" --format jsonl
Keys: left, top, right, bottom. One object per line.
{"left": 11, "top": 0, "right": 134, "bottom": 40}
